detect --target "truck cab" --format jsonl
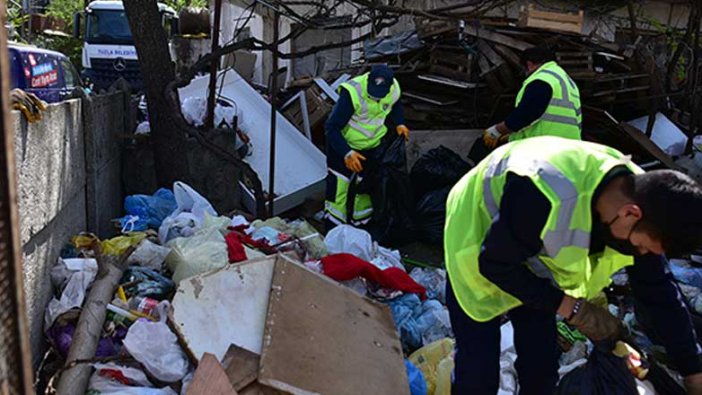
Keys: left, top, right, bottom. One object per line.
{"left": 75, "top": 1, "right": 177, "bottom": 92}
{"left": 8, "top": 43, "right": 84, "bottom": 103}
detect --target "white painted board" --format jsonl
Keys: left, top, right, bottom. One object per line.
{"left": 170, "top": 257, "right": 275, "bottom": 361}
{"left": 179, "top": 71, "right": 327, "bottom": 198}
{"left": 627, "top": 112, "right": 688, "bottom": 157}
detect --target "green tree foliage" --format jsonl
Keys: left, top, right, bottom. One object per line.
{"left": 163, "top": 0, "right": 208, "bottom": 11}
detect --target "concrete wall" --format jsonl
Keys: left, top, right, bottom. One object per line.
{"left": 13, "top": 91, "right": 127, "bottom": 366}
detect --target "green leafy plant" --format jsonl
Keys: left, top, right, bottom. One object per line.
{"left": 163, "top": 0, "right": 208, "bottom": 11}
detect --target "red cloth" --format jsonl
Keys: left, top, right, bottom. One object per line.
{"left": 225, "top": 231, "right": 248, "bottom": 263}
{"left": 321, "top": 253, "right": 426, "bottom": 299}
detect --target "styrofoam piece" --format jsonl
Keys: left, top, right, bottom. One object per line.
{"left": 170, "top": 257, "right": 276, "bottom": 361}
{"left": 179, "top": 70, "right": 327, "bottom": 215}
{"left": 627, "top": 113, "right": 688, "bottom": 157}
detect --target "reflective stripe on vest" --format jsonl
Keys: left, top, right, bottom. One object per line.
{"left": 324, "top": 168, "right": 373, "bottom": 225}
{"left": 445, "top": 137, "right": 642, "bottom": 322}
{"left": 339, "top": 74, "right": 401, "bottom": 150}
{"left": 510, "top": 62, "right": 582, "bottom": 142}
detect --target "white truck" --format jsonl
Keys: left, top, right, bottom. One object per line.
{"left": 73, "top": 0, "right": 177, "bottom": 91}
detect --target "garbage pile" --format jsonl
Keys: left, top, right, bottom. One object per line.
{"left": 42, "top": 181, "right": 448, "bottom": 394}
{"left": 42, "top": 178, "right": 701, "bottom": 394}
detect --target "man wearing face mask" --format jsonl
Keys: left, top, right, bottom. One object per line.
{"left": 470, "top": 46, "right": 581, "bottom": 164}
{"left": 323, "top": 65, "right": 409, "bottom": 229}
{"left": 445, "top": 136, "right": 702, "bottom": 394}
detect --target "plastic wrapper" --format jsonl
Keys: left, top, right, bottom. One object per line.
{"left": 409, "top": 338, "right": 455, "bottom": 395}
{"left": 121, "top": 266, "right": 175, "bottom": 300}
{"left": 44, "top": 258, "right": 98, "bottom": 329}
{"left": 159, "top": 181, "right": 217, "bottom": 244}
{"left": 48, "top": 323, "right": 126, "bottom": 359}
{"left": 325, "top": 225, "right": 375, "bottom": 262}
{"left": 405, "top": 359, "right": 428, "bottom": 395}
{"left": 121, "top": 188, "right": 177, "bottom": 231}
{"left": 123, "top": 303, "right": 190, "bottom": 383}
{"left": 670, "top": 263, "right": 702, "bottom": 289}
{"left": 128, "top": 240, "right": 172, "bottom": 272}
{"left": 88, "top": 363, "right": 177, "bottom": 394}
{"left": 165, "top": 225, "right": 228, "bottom": 284}
{"left": 410, "top": 268, "right": 447, "bottom": 304}
{"left": 101, "top": 233, "right": 147, "bottom": 256}
{"left": 390, "top": 294, "right": 453, "bottom": 351}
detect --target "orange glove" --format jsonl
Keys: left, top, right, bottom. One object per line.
{"left": 396, "top": 124, "right": 410, "bottom": 141}
{"left": 344, "top": 151, "right": 366, "bottom": 173}
{"left": 483, "top": 125, "right": 502, "bottom": 148}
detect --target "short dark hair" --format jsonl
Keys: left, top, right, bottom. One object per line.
{"left": 626, "top": 170, "right": 702, "bottom": 256}
{"left": 522, "top": 46, "right": 556, "bottom": 65}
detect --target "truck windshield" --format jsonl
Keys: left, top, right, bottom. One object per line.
{"left": 86, "top": 10, "right": 133, "bottom": 45}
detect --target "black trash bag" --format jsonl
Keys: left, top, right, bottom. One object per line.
{"left": 355, "top": 136, "right": 416, "bottom": 246}
{"left": 410, "top": 146, "right": 471, "bottom": 197}
{"left": 557, "top": 342, "right": 638, "bottom": 395}
{"left": 415, "top": 186, "right": 451, "bottom": 245}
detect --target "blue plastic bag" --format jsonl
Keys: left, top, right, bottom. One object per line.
{"left": 670, "top": 263, "right": 702, "bottom": 289}
{"left": 121, "top": 188, "right": 177, "bottom": 231}
{"left": 405, "top": 359, "right": 428, "bottom": 395}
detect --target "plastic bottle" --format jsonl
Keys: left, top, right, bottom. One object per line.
{"left": 129, "top": 296, "right": 159, "bottom": 317}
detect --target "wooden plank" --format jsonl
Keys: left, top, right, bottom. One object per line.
{"left": 493, "top": 44, "right": 523, "bottom": 68}
{"left": 463, "top": 24, "right": 533, "bottom": 51}
{"left": 476, "top": 40, "right": 504, "bottom": 67}
{"left": 525, "top": 7, "right": 583, "bottom": 24}
{"left": 222, "top": 344, "right": 260, "bottom": 391}
{"left": 187, "top": 353, "right": 238, "bottom": 395}
{"left": 258, "top": 255, "right": 408, "bottom": 395}
{"left": 171, "top": 257, "right": 277, "bottom": 362}
{"left": 524, "top": 18, "right": 582, "bottom": 34}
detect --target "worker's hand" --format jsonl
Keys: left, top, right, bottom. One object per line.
{"left": 566, "top": 300, "right": 625, "bottom": 342}
{"left": 344, "top": 150, "right": 366, "bottom": 173}
{"left": 483, "top": 125, "right": 502, "bottom": 148}
{"left": 11, "top": 89, "right": 46, "bottom": 123}
{"left": 685, "top": 373, "right": 702, "bottom": 395}
{"left": 396, "top": 124, "right": 410, "bottom": 141}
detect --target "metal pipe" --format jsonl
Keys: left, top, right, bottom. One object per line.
{"left": 206, "top": 0, "right": 223, "bottom": 129}
{"left": 268, "top": 9, "right": 279, "bottom": 218}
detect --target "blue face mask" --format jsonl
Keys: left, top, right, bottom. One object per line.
{"left": 600, "top": 214, "right": 640, "bottom": 256}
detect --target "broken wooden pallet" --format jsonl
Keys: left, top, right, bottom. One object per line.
{"left": 518, "top": 3, "right": 584, "bottom": 34}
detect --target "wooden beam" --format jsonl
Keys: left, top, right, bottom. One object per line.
{"left": 463, "top": 24, "right": 533, "bottom": 52}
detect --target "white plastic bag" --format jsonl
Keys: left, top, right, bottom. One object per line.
{"left": 158, "top": 181, "right": 217, "bottom": 244}
{"left": 324, "top": 225, "right": 375, "bottom": 262}
{"left": 89, "top": 363, "right": 177, "bottom": 394}
{"left": 129, "top": 240, "right": 172, "bottom": 272}
{"left": 372, "top": 246, "right": 405, "bottom": 271}
{"left": 165, "top": 225, "right": 228, "bottom": 284}
{"left": 123, "top": 302, "right": 190, "bottom": 383}
{"left": 181, "top": 97, "right": 207, "bottom": 127}
{"left": 44, "top": 258, "right": 98, "bottom": 329}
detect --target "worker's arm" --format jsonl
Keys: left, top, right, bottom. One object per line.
{"left": 498, "top": 80, "right": 553, "bottom": 134}
{"left": 388, "top": 98, "right": 405, "bottom": 127}
{"left": 324, "top": 89, "right": 355, "bottom": 157}
{"left": 627, "top": 256, "right": 702, "bottom": 375}
{"left": 478, "top": 174, "right": 565, "bottom": 311}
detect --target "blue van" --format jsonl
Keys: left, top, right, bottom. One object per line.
{"left": 8, "top": 43, "right": 84, "bottom": 103}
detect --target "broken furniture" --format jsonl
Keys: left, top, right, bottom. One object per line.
{"left": 171, "top": 254, "right": 409, "bottom": 395}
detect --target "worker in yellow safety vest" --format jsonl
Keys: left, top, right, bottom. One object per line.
{"left": 446, "top": 136, "right": 702, "bottom": 394}
{"left": 470, "top": 46, "right": 581, "bottom": 163}
{"left": 323, "top": 65, "right": 409, "bottom": 230}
